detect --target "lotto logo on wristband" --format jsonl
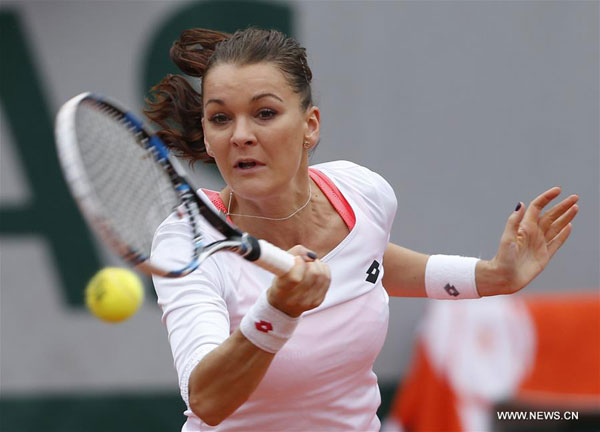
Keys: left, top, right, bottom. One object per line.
{"left": 255, "top": 320, "right": 273, "bottom": 333}
{"left": 444, "top": 283, "right": 460, "bottom": 297}
{"left": 240, "top": 292, "right": 300, "bottom": 353}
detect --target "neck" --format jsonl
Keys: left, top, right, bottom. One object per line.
{"left": 227, "top": 183, "right": 312, "bottom": 222}
{"left": 221, "top": 173, "right": 317, "bottom": 249}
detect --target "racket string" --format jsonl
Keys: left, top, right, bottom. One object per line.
{"left": 75, "top": 102, "right": 185, "bottom": 258}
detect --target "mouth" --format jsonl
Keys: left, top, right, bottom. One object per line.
{"left": 233, "top": 159, "right": 266, "bottom": 170}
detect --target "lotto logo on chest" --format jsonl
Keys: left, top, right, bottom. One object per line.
{"left": 365, "top": 260, "right": 381, "bottom": 284}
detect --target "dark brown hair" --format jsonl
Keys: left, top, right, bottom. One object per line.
{"left": 145, "top": 28, "right": 313, "bottom": 163}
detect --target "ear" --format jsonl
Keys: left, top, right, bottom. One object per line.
{"left": 201, "top": 117, "right": 215, "bottom": 157}
{"left": 205, "top": 139, "right": 214, "bottom": 157}
{"left": 303, "top": 106, "right": 320, "bottom": 148}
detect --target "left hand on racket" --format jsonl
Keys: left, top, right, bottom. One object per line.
{"left": 477, "top": 187, "right": 579, "bottom": 296}
{"left": 267, "top": 245, "right": 331, "bottom": 318}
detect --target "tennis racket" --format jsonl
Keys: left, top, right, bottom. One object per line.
{"left": 55, "top": 92, "right": 295, "bottom": 278}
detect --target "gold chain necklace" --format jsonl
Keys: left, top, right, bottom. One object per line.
{"left": 226, "top": 184, "right": 312, "bottom": 221}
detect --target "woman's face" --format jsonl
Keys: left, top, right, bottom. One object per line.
{"left": 202, "top": 62, "right": 319, "bottom": 199}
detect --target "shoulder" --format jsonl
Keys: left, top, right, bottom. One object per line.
{"left": 311, "top": 160, "right": 392, "bottom": 193}
{"left": 311, "top": 160, "right": 396, "bottom": 204}
{"left": 311, "top": 160, "right": 397, "bottom": 230}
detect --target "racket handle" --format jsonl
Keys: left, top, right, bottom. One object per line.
{"left": 255, "top": 239, "right": 296, "bottom": 276}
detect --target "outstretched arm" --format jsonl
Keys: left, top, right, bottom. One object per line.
{"left": 382, "top": 187, "right": 579, "bottom": 298}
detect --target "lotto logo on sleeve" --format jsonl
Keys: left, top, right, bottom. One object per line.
{"left": 255, "top": 320, "right": 273, "bottom": 333}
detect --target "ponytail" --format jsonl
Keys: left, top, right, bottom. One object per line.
{"left": 145, "top": 29, "right": 230, "bottom": 163}
{"left": 170, "top": 29, "right": 231, "bottom": 77}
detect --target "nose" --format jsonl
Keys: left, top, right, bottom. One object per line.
{"left": 230, "top": 117, "right": 257, "bottom": 147}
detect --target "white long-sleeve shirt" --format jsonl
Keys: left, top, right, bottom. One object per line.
{"left": 152, "top": 161, "right": 398, "bottom": 431}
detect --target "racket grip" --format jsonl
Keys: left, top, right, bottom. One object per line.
{"left": 256, "top": 239, "right": 295, "bottom": 276}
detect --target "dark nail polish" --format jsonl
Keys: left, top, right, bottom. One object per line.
{"left": 307, "top": 251, "right": 317, "bottom": 260}
{"left": 515, "top": 202, "right": 522, "bottom": 212}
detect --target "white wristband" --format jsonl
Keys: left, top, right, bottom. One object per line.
{"left": 240, "top": 290, "right": 300, "bottom": 353}
{"left": 425, "top": 255, "right": 480, "bottom": 299}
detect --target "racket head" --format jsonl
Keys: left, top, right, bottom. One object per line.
{"left": 55, "top": 92, "right": 229, "bottom": 277}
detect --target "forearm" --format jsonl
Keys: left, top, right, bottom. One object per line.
{"left": 382, "top": 243, "right": 429, "bottom": 297}
{"left": 383, "top": 242, "right": 511, "bottom": 298}
{"left": 187, "top": 252, "right": 327, "bottom": 425}
{"left": 188, "top": 330, "right": 274, "bottom": 426}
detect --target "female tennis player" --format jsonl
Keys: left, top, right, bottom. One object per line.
{"left": 147, "top": 28, "right": 579, "bottom": 431}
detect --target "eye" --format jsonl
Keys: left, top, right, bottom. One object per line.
{"left": 209, "top": 113, "right": 230, "bottom": 124}
{"left": 257, "top": 109, "right": 277, "bottom": 120}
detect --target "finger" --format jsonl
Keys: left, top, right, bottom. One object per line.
{"left": 501, "top": 201, "right": 526, "bottom": 242}
{"left": 539, "top": 194, "right": 579, "bottom": 233}
{"left": 306, "top": 260, "right": 331, "bottom": 304}
{"left": 545, "top": 203, "right": 579, "bottom": 241}
{"left": 524, "top": 187, "right": 562, "bottom": 223}
{"left": 313, "top": 260, "right": 331, "bottom": 289}
{"left": 300, "top": 260, "right": 330, "bottom": 289}
{"left": 278, "top": 256, "right": 306, "bottom": 286}
{"left": 547, "top": 223, "right": 573, "bottom": 259}
{"left": 322, "top": 260, "right": 331, "bottom": 280}
{"left": 303, "top": 259, "right": 327, "bottom": 283}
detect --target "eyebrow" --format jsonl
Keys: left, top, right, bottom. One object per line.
{"left": 251, "top": 92, "right": 283, "bottom": 103}
{"left": 205, "top": 98, "right": 225, "bottom": 107}
{"left": 205, "top": 92, "right": 283, "bottom": 107}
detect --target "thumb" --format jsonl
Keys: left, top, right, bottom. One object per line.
{"left": 287, "top": 244, "right": 318, "bottom": 262}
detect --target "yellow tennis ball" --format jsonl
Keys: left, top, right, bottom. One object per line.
{"left": 85, "top": 267, "right": 144, "bottom": 323}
